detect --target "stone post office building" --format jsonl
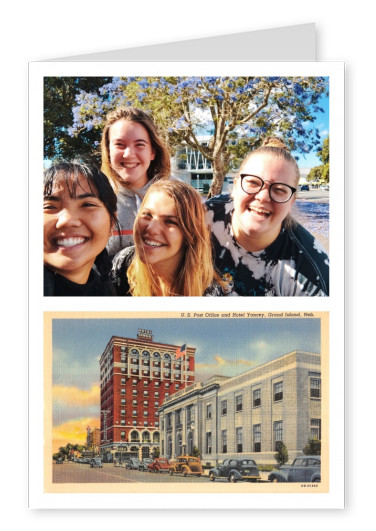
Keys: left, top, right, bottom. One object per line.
{"left": 159, "top": 350, "right": 321, "bottom": 465}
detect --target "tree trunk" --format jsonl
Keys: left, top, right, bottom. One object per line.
{"left": 207, "top": 152, "right": 229, "bottom": 199}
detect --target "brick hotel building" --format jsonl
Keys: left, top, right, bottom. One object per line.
{"left": 99, "top": 329, "right": 195, "bottom": 460}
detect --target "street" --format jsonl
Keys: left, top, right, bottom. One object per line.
{"left": 53, "top": 461, "right": 209, "bottom": 483}
{"left": 52, "top": 461, "right": 270, "bottom": 483}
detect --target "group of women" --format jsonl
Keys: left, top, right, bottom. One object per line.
{"left": 43, "top": 107, "right": 329, "bottom": 297}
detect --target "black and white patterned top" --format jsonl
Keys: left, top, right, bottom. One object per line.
{"left": 206, "top": 194, "right": 329, "bottom": 297}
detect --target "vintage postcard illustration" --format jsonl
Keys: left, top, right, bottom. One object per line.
{"left": 44, "top": 312, "right": 329, "bottom": 500}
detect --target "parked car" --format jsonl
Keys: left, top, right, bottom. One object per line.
{"left": 126, "top": 458, "right": 148, "bottom": 471}
{"left": 55, "top": 457, "right": 64, "bottom": 464}
{"left": 300, "top": 184, "right": 310, "bottom": 191}
{"left": 90, "top": 457, "right": 103, "bottom": 468}
{"left": 169, "top": 456, "right": 203, "bottom": 477}
{"left": 148, "top": 458, "right": 170, "bottom": 473}
{"left": 143, "top": 458, "right": 153, "bottom": 466}
{"left": 209, "top": 458, "right": 260, "bottom": 483}
{"left": 268, "top": 455, "right": 321, "bottom": 483}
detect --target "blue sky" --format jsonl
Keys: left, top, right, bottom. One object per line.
{"left": 53, "top": 317, "right": 321, "bottom": 388}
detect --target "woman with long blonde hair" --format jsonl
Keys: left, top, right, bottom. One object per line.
{"left": 111, "top": 180, "right": 223, "bottom": 296}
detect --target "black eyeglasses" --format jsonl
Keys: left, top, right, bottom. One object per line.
{"left": 240, "top": 174, "right": 296, "bottom": 203}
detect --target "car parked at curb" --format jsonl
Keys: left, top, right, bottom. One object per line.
{"left": 126, "top": 458, "right": 148, "bottom": 471}
{"left": 209, "top": 458, "right": 260, "bottom": 483}
{"left": 268, "top": 455, "right": 321, "bottom": 483}
{"left": 148, "top": 458, "right": 170, "bottom": 473}
{"left": 55, "top": 457, "right": 64, "bottom": 464}
{"left": 300, "top": 184, "right": 310, "bottom": 191}
{"left": 90, "top": 457, "right": 103, "bottom": 468}
{"left": 169, "top": 456, "right": 203, "bottom": 477}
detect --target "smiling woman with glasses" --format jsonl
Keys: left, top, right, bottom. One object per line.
{"left": 206, "top": 137, "right": 329, "bottom": 296}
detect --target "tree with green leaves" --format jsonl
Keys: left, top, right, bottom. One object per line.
{"left": 48, "top": 75, "right": 328, "bottom": 197}
{"left": 303, "top": 438, "right": 321, "bottom": 455}
{"left": 307, "top": 136, "right": 329, "bottom": 183}
{"left": 191, "top": 445, "right": 201, "bottom": 458}
{"left": 44, "top": 76, "right": 112, "bottom": 161}
{"left": 274, "top": 441, "right": 289, "bottom": 466}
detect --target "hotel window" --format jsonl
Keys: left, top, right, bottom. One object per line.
{"left": 165, "top": 393, "right": 169, "bottom": 398}
{"left": 132, "top": 420, "right": 137, "bottom": 426}
{"left": 155, "top": 401, "right": 159, "bottom": 407}
{"left": 236, "top": 394, "right": 243, "bottom": 412}
{"left": 206, "top": 432, "right": 212, "bottom": 454}
{"left": 132, "top": 410, "right": 137, "bottom": 417}
{"left": 206, "top": 403, "right": 212, "bottom": 419}
{"left": 132, "top": 379, "right": 137, "bottom": 385}
{"left": 121, "top": 367, "right": 126, "bottom": 373}
{"left": 132, "top": 390, "right": 137, "bottom": 396}
{"left": 121, "top": 431, "right": 126, "bottom": 439}
{"left": 165, "top": 383, "right": 169, "bottom": 388}
{"left": 132, "top": 400, "right": 137, "bottom": 406}
{"left": 221, "top": 430, "right": 227, "bottom": 453}
{"left": 310, "top": 378, "right": 321, "bottom": 398}
{"left": 121, "top": 399, "right": 125, "bottom": 405}
{"left": 144, "top": 390, "right": 149, "bottom": 396}
{"left": 310, "top": 419, "right": 321, "bottom": 440}
{"left": 121, "top": 378, "right": 126, "bottom": 384}
{"left": 273, "top": 421, "right": 283, "bottom": 450}
{"left": 155, "top": 421, "right": 159, "bottom": 427}
{"left": 155, "top": 382, "right": 160, "bottom": 387}
{"left": 155, "top": 392, "right": 159, "bottom": 398}
{"left": 273, "top": 381, "right": 283, "bottom": 402}
{"left": 175, "top": 383, "right": 180, "bottom": 389}
{"left": 253, "top": 424, "right": 261, "bottom": 452}
{"left": 236, "top": 427, "right": 243, "bottom": 452}
{"left": 253, "top": 388, "right": 261, "bottom": 408}
{"left": 121, "top": 389, "right": 125, "bottom": 395}
{"left": 121, "top": 420, "right": 125, "bottom": 426}
{"left": 144, "top": 411, "right": 148, "bottom": 417}
{"left": 155, "top": 411, "right": 159, "bottom": 417}
{"left": 144, "top": 421, "right": 148, "bottom": 426}
{"left": 143, "top": 381, "right": 148, "bottom": 387}
{"left": 121, "top": 409, "right": 125, "bottom": 416}
{"left": 143, "top": 401, "right": 148, "bottom": 407}
{"left": 221, "top": 400, "right": 227, "bottom": 416}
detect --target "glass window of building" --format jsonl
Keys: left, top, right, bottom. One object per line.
{"left": 206, "top": 432, "right": 212, "bottom": 454}
{"left": 253, "top": 424, "right": 261, "bottom": 452}
{"left": 221, "top": 400, "right": 227, "bottom": 415}
{"left": 273, "top": 420, "right": 283, "bottom": 450}
{"left": 206, "top": 403, "right": 212, "bottom": 419}
{"left": 310, "top": 418, "right": 321, "bottom": 439}
{"left": 253, "top": 388, "right": 261, "bottom": 408}
{"left": 236, "top": 394, "right": 243, "bottom": 412}
{"left": 310, "top": 378, "right": 321, "bottom": 398}
{"left": 221, "top": 430, "right": 227, "bottom": 453}
{"left": 273, "top": 381, "right": 283, "bottom": 402}
{"left": 236, "top": 427, "right": 243, "bottom": 452}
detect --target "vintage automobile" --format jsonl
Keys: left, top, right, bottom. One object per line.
{"left": 148, "top": 458, "right": 170, "bottom": 473}
{"left": 90, "top": 457, "right": 103, "bottom": 468}
{"left": 126, "top": 458, "right": 148, "bottom": 471}
{"left": 209, "top": 458, "right": 261, "bottom": 483}
{"left": 169, "top": 456, "right": 203, "bottom": 477}
{"left": 268, "top": 455, "right": 321, "bottom": 483}
{"left": 55, "top": 457, "right": 64, "bottom": 464}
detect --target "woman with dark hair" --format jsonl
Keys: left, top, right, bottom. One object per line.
{"left": 206, "top": 137, "right": 329, "bottom": 296}
{"left": 111, "top": 180, "right": 223, "bottom": 296}
{"left": 101, "top": 106, "right": 171, "bottom": 257}
{"left": 43, "top": 158, "right": 119, "bottom": 296}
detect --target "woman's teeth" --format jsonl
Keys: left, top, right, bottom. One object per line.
{"left": 56, "top": 237, "right": 86, "bottom": 247}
